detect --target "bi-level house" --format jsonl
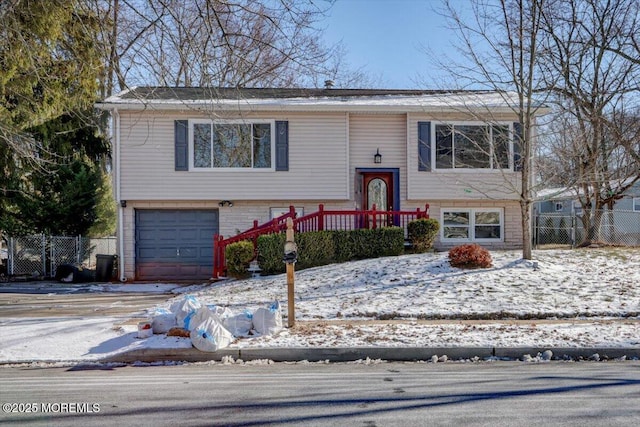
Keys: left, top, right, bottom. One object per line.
{"left": 97, "top": 86, "right": 546, "bottom": 281}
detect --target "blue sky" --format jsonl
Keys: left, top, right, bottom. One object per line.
{"left": 322, "top": 0, "right": 455, "bottom": 88}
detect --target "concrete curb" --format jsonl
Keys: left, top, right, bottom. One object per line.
{"left": 102, "top": 346, "right": 640, "bottom": 364}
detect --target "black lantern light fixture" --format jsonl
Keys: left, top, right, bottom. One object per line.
{"left": 374, "top": 148, "right": 382, "bottom": 164}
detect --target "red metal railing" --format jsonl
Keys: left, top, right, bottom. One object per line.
{"left": 213, "top": 203, "right": 429, "bottom": 278}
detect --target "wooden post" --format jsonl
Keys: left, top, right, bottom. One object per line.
{"left": 285, "top": 218, "right": 296, "bottom": 328}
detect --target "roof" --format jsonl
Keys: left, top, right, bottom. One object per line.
{"left": 116, "top": 87, "right": 456, "bottom": 100}
{"left": 97, "top": 86, "right": 550, "bottom": 114}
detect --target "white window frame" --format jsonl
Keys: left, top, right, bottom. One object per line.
{"left": 555, "top": 202, "right": 564, "bottom": 212}
{"left": 441, "top": 208, "right": 504, "bottom": 243}
{"left": 270, "top": 207, "right": 304, "bottom": 220}
{"left": 431, "top": 122, "right": 514, "bottom": 172}
{"left": 189, "top": 119, "right": 276, "bottom": 171}
{"left": 633, "top": 197, "right": 640, "bottom": 212}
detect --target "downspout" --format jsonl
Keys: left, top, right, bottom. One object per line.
{"left": 113, "top": 108, "right": 126, "bottom": 282}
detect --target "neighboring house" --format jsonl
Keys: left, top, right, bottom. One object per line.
{"left": 535, "top": 187, "right": 583, "bottom": 215}
{"left": 535, "top": 181, "right": 640, "bottom": 245}
{"left": 536, "top": 181, "right": 640, "bottom": 214}
{"left": 97, "top": 87, "right": 547, "bottom": 281}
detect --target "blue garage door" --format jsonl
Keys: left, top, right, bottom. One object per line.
{"left": 135, "top": 209, "right": 219, "bottom": 281}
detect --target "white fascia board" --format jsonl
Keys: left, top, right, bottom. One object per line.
{"left": 96, "top": 99, "right": 546, "bottom": 115}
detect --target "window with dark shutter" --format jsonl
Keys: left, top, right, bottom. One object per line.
{"left": 275, "top": 121, "right": 289, "bottom": 171}
{"left": 418, "top": 121, "right": 431, "bottom": 171}
{"left": 175, "top": 120, "right": 188, "bottom": 171}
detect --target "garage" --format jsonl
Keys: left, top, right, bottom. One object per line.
{"left": 135, "top": 209, "right": 219, "bottom": 281}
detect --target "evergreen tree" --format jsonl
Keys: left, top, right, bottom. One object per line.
{"left": 1, "top": 1, "right": 110, "bottom": 238}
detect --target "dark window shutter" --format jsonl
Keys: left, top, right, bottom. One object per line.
{"left": 513, "top": 122, "right": 523, "bottom": 172}
{"left": 275, "top": 121, "right": 289, "bottom": 171}
{"left": 175, "top": 120, "right": 188, "bottom": 171}
{"left": 418, "top": 121, "right": 431, "bottom": 171}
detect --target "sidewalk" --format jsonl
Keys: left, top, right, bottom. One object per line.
{"left": 103, "top": 318, "right": 640, "bottom": 364}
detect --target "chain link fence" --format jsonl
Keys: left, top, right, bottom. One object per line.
{"left": 534, "top": 210, "right": 640, "bottom": 248}
{"left": 5, "top": 235, "right": 116, "bottom": 279}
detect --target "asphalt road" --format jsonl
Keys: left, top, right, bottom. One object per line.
{"left": 1, "top": 361, "right": 639, "bottom": 426}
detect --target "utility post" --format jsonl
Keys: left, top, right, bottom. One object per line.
{"left": 283, "top": 218, "right": 298, "bottom": 328}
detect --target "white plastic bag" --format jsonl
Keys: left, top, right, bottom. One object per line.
{"left": 190, "top": 315, "right": 234, "bottom": 352}
{"left": 183, "top": 306, "right": 214, "bottom": 331}
{"left": 223, "top": 309, "right": 254, "bottom": 337}
{"left": 252, "top": 301, "right": 283, "bottom": 336}
{"left": 207, "top": 304, "right": 233, "bottom": 319}
{"left": 151, "top": 308, "right": 177, "bottom": 334}
{"left": 170, "top": 295, "right": 202, "bottom": 329}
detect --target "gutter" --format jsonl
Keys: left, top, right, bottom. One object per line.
{"left": 113, "top": 109, "right": 126, "bottom": 282}
{"left": 95, "top": 100, "right": 552, "bottom": 116}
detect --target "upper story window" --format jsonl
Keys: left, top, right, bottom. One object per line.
{"left": 634, "top": 197, "right": 640, "bottom": 212}
{"left": 434, "top": 123, "right": 511, "bottom": 170}
{"left": 190, "top": 120, "right": 274, "bottom": 169}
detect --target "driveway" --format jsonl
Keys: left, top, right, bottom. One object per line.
{"left": 0, "top": 282, "right": 175, "bottom": 318}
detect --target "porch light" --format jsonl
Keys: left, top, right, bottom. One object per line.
{"left": 374, "top": 148, "right": 382, "bottom": 164}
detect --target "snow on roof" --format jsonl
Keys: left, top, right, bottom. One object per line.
{"left": 535, "top": 187, "right": 579, "bottom": 201}
{"left": 97, "top": 86, "right": 549, "bottom": 114}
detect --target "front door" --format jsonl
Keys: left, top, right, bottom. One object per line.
{"left": 362, "top": 172, "right": 394, "bottom": 228}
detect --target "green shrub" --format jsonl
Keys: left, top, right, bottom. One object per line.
{"left": 225, "top": 240, "right": 255, "bottom": 278}
{"left": 407, "top": 218, "right": 440, "bottom": 253}
{"left": 371, "top": 227, "right": 405, "bottom": 257}
{"left": 296, "top": 231, "right": 335, "bottom": 270}
{"left": 332, "top": 230, "right": 356, "bottom": 262}
{"left": 257, "top": 233, "right": 286, "bottom": 275}
{"left": 256, "top": 227, "right": 405, "bottom": 275}
{"left": 448, "top": 243, "right": 492, "bottom": 269}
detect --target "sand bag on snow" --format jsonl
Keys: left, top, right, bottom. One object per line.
{"left": 170, "top": 295, "right": 202, "bottom": 329}
{"left": 190, "top": 315, "right": 234, "bottom": 352}
{"left": 252, "top": 301, "right": 282, "bottom": 336}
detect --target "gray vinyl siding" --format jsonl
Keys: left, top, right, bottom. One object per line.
{"left": 118, "top": 111, "right": 349, "bottom": 200}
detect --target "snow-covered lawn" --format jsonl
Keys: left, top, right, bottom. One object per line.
{"left": 1, "top": 248, "right": 639, "bottom": 364}
{"left": 178, "top": 248, "right": 640, "bottom": 321}
{"left": 157, "top": 248, "right": 640, "bottom": 351}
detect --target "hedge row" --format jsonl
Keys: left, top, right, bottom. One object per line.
{"left": 256, "top": 227, "right": 405, "bottom": 275}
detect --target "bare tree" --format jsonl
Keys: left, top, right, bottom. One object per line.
{"left": 538, "top": 0, "right": 640, "bottom": 244}
{"left": 437, "top": 0, "right": 551, "bottom": 259}
{"left": 91, "top": 0, "right": 359, "bottom": 95}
